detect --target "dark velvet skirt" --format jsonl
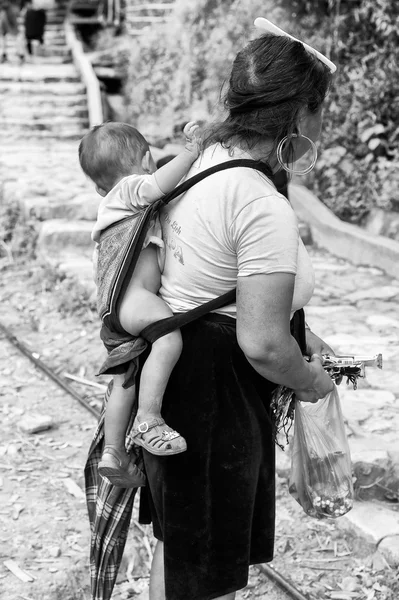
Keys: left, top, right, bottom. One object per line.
{"left": 138, "top": 313, "right": 277, "bottom": 600}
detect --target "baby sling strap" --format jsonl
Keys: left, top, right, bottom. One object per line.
{"left": 101, "top": 158, "right": 274, "bottom": 335}
{"left": 139, "top": 158, "right": 274, "bottom": 342}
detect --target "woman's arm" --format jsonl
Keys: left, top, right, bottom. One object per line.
{"left": 236, "top": 272, "right": 334, "bottom": 402}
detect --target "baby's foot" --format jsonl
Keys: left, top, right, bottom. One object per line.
{"left": 132, "top": 416, "right": 187, "bottom": 456}
{"left": 98, "top": 445, "right": 146, "bottom": 488}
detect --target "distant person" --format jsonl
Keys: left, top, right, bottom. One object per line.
{"left": 79, "top": 121, "right": 200, "bottom": 487}
{"left": 0, "top": 0, "right": 17, "bottom": 63}
{"left": 23, "top": 0, "right": 46, "bottom": 57}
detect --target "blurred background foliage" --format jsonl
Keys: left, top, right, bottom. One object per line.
{"left": 121, "top": 0, "right": 399, "bottom": 225}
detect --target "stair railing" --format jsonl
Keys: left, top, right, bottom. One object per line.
{"left": 64, "top": 19, "right": 104, "bottom": 127}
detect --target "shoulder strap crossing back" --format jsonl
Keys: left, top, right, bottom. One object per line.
{"left": 140, "top": 159, "right": 273, "bottom": 344}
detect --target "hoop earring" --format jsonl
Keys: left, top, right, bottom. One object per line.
{"left": 276, "top": 133, "right": 318, "bottom": 175}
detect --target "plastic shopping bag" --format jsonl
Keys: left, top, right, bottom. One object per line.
{"left": 288, "top": 385, "right": 354, "bottom": 519}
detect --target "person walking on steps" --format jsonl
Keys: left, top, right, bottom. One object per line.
{"left": 0, "top": 0, "right": 18, "bottom": 63}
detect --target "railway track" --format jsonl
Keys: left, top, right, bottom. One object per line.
{"left": 0, "top": 318, "right": 313, "bottom": 600}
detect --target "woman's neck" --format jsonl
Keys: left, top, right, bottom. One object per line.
{"left": 230, "top": 138, "right": 279, "bottom": 172}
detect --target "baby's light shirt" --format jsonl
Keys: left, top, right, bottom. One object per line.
{"left": 91, "top": 173, "right": 163, "bottom": 242}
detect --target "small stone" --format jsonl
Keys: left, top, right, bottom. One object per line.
{"left": 18, "top": 414, "right": 54, "bottom": 434}
{"left": 366, "top": 315, "right": 399, "bottom": 329}
{"left": 370, "top": 550, "right": 389, "bottom": 572}
{"left": 378, "top": 535, "right": 399, "bottom": 567}
{"left": 341, "top": 576, "right": 360, "bottom": 592}
{"left": 49, "top": 546, "right": 61, "bottom": 558}
{"left": 346, "top": 286, "right": 399, "bottom": 303}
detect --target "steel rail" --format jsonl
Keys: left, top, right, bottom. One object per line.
{"left": 0, "top": 320, "right": 314, "bottom": 600}
{"left": 258, "top": 564, "right": 311, "bottom": 600}
{"left": 0, "top": 321, "right": 101, "bottom": 419}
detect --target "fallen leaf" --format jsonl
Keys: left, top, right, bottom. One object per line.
{"left": 63, "top": 478, "right": 85, "bottom": 499}
{"left": 12, "top": 503, "right": 24, "bottom": 520}
{"left": 3, "top": 560, "right": 34, "bottom": 582}
{"left": 329, "top": 593, "right": 360, "bottom": 600}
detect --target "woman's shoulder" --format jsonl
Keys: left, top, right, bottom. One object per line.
{"left": 194, "top": 145, "right": 286, "bottom": 195}
{"left": 200, "top": 147, "right": 294, "bottom": 215}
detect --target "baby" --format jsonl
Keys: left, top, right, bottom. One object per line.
{"left": 79, "top": 121, "right": 199, "bottom": 487}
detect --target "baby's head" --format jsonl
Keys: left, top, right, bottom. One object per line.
{"left": 79, "top": 122, "right": 154, "bottom": 195}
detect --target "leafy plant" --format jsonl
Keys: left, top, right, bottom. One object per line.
{"left": 123, "top": 0, "right": 399, "bottom": 224}
{"left": 0, "top": 192, "right": 39, "bottom": 261}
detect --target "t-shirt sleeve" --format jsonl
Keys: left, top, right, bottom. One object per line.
{"left": 119, "top": 173, "right": 164, "bottom": 209}
{"left": 230, "top": 194, "right": 299, "bottom": 276}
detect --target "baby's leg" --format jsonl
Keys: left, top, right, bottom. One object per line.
{"left": 119, "top": 287, "right": 182, "bottom": 419}
{"left": 104, "top": 374, "right": 136, "bottom": 452}
{"left": 119, "top": 286, "right": 185, "bottom": 455}
{"left": 99, "top": 375, "right": 146, "bottom": 487}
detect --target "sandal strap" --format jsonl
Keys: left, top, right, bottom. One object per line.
{"left": 132, "top": 417, "right": 166, "bottom": 437}
{"left": 102, "top": 445, "right": 124, "bottom": 465}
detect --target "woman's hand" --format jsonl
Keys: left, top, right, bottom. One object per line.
{"left": 294, "top": 353, "right": 334, "bottom": 403}
{"left": 305, "top": 328, "right": 335, "bottom": 358}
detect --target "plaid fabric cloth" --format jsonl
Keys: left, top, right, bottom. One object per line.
{"left": 84, "top": 384, "right": 144, "bottom": 600}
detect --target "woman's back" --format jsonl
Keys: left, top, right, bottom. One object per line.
{"left": 160, "top": 144, "right": 314, "bottom": 317}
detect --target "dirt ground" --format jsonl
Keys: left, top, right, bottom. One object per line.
{"left": 1, "top": 257, "right": 399, "bottom": 600}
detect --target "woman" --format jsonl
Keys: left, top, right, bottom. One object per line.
{"left": 138, "top": 25, "right": 336, "bottom": 600}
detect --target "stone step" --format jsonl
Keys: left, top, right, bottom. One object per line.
{"left": 0, "top": 80, "right": 86, "bottom": 96}
{"left": 24, "top": 191, "right": 99, "bottom": 222}
{"left": 0, "top": 117, "right": 88, "bottom": 135}
{"left": 126, "top": 2, "right": 174, "bottom": 10}
{"left": 125, "top": 28, "right": 148, "bottom": 36}
{"left": 0, "top": 64, "right": 80, "bottom": 83}
{"left": 4, "top": 42, "right": 69, "bottom": 53}
{"left": 0, "top": 106, "right": 88, "bottom": 119}
{"left": 4, "top": 37, "right": 67, "bottom": 52}
{"left": 35, "top": 45, "right": 71, "bottom": 57}
{"left": 42, "top": 13, "right": 66, "bottom": 23}
{"left": 126, "top": 15, "right": 172, "bottom": 25}
{"left": 57, "top": 254, "right": 97, "bottom": 295}
{"left": 37, "top": 220, "right": 95, "bottom": 255}
{"left": 125, "top": 13, "right": 172, "bottom": 20}
{"left": 43, "top": 34, "right": 67, "bottom": 43}
{"left": 36, "top": 23, "right": 66, "bottom": 31}
{"left": 1, "top": 93, "right": 87, "bottom": 106}
{"left": 0, "top": 132, "right": 87, "bottom": 143}
{"left": 43, "top": 30, "right": 67, "bottom": 38}
{"left": 0, "top": 128, "right": 87, "bottom": 141}
{"left": 22, "top": 55, "right": 72, "bottom": 65}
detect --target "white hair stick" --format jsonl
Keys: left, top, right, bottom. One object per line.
{"left": 254, "top": 17, "right": 337, "bottom": 74}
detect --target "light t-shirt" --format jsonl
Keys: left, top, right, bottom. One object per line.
{"left": 159, "top": 144, "right": 315, "bottom": 319}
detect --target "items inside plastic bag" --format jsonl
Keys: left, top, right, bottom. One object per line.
{"left": 288, "top": 385, "right": 354, "bottom": 519}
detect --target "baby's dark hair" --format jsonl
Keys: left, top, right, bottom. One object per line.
{"left": 203, "top": 34, "right": 333, "bottom": 158}
{"left": 78, "top": 122, "right": 149, "bottom": 193}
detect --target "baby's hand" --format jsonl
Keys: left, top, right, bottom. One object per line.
{"left": 183, "top": 121, "right": 200, "bottom": 159}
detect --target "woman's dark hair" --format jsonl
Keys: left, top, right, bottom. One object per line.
{"left": 202, "top": 34, "right": 333, "bottom": 159}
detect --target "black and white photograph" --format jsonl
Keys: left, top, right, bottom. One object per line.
{"left": 0, "top": 1, "right": 398, "bottom": 599}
